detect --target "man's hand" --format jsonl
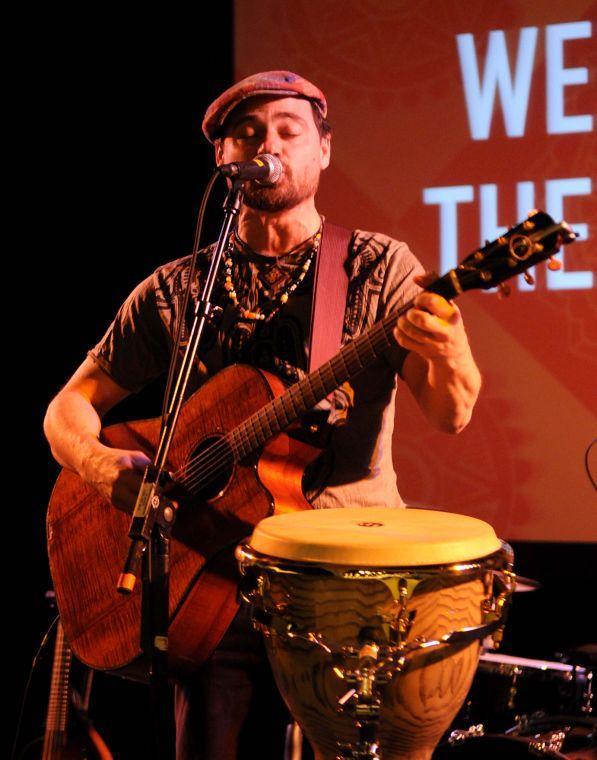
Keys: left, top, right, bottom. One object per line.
{"left": 80, "top": 444, "right": 152, "bottom": 513}
{"left": 393, "top": 290, "right": 469, "bottom": 366}
{"left": 395, "top": 273, "right": 481, "bottom": 434}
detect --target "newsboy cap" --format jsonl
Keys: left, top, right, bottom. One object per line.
{"left": 202, "top": 70, "right": 327, "bottom": 143}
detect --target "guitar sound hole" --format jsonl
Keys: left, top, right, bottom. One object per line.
{"left": 183, "top": 435, "right": 235, "bottom": 501}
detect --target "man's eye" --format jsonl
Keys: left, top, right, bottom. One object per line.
{"left": 234, "top": 127, "right": 260, "bottom": 140}
{"left": 279, "top": 126, "right": 302, "bottom": 137}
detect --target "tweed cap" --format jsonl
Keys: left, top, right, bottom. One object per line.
{"left": 202, "top": 70, "right": 327, "bottom": 143}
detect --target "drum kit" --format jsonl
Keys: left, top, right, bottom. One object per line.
{"left": 235, "top": 508, "right": 596, "bottom": 759}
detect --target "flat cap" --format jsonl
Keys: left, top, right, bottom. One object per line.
{"left": 202, "top": 70, "right": 327, "bottom": 143}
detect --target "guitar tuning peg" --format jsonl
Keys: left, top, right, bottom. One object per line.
{"left": 547, "top": 257, "right": 562, "bottom": 271}
{"left": 497, "top": 283, "right": 511, "bottom": 299}
{"left": 523, "top": 272, "right": 535, "bottom": 286}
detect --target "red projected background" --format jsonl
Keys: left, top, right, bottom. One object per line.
{"left": 234, "top": 0, "right": 596, "bottom": 541}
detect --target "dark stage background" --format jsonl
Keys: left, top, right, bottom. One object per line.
{"left": 14, "top": 4, "right": 595, "bottom": 759}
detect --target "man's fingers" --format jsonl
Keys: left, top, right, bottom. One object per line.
{"left": 402, "top": 308, "right": 452, "bottom": 340}
{"left": 414, "top": 292, "right": 460, "bottom": 322}
{"left": 413, "top": 272, "right": 439, "bottom": 289}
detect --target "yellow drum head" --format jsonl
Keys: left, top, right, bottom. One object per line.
{"left": 248, "top": 507, "right": 501, "bottom": 566}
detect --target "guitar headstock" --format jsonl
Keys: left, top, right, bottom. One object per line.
{"left": 428, "top": 210, "right": 577, "bottom": 300}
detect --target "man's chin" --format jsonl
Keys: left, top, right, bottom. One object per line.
{"left": 243, "top": 188, "right": 302, "bottom": 213}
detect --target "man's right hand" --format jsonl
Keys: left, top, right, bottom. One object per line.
{"left": 80, "top": 444, "right": 153, "bottom": 513}
{"left": 44, "top": 357, "right": 154, "bottom": 512}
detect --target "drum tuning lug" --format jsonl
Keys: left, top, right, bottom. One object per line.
{"left": 523, "top": 272, "right": 535, "bottom": 286}
{"left": 547, "top": 256, "right": 562, "bottom": 271}
{"left": 338, "top": 688, "right": 357, "bottom": 706}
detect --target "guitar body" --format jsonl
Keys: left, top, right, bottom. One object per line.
{"left": 47, "top": 365, "right": 319, "bottom": 679}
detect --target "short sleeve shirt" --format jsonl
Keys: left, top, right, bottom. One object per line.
{"left": 89, "top": 227, "right": 425, "bottom": 508}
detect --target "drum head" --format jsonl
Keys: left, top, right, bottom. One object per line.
{"left": 248, "top": 507, "right": 501, "bottom": 566}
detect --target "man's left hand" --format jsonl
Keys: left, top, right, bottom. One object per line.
{"left": 393, "top": 285, "right": 471, "bottom": 365}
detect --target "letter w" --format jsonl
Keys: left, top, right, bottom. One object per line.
{"left": 457, "top": 28, "right": 538, "bottom": 139}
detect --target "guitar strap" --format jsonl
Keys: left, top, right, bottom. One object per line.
{"left": 308, "top": 221, "right": 352, "bottom": 372}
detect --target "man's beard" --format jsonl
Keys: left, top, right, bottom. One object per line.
{"left": 243, "top": 166, "right": 320, "bottom": 212}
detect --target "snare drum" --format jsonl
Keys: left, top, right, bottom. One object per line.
{"left": 456, "top": 652, "right": 593, "bottom": 731}
{"left": 236, "top": 507, "right": 514, "bottom": 760}
{"left": 436, "top": 715, "right": 597, "bottom": 758}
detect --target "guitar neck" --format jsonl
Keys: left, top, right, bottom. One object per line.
{"left": 227, "top": 211, "right": 575, "bottom": 462}
{"left": 43, "top": 620, "right": 72, "bottom": 759}
{"left": 229, "top": 294, "right": 422, "bottom": 459}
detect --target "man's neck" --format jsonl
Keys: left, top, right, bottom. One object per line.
{"left": 236, "top": 199, "right": 321, "bottom": 257}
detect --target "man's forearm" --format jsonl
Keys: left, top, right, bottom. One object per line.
{"left": 44, "top": 391, "right": 106, "bottom": 475}
{"left": 417, "top": 350, "right": 481, "bottom": 434}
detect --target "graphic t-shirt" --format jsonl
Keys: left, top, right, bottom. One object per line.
{"left": 89, "top": 226, "right": 425, "bottom": 508}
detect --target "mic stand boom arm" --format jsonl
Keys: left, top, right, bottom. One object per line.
{"left": 113, "top": 175, "right": 244, "bottom": 755}
{"left": 118, "top": 177, "right": 244, "bottom": 596}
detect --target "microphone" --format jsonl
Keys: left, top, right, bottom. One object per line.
{"left": 218, "top": 153, "right": 283, "bottom": 185}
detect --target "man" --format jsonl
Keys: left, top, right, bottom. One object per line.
{"left": 44, "top": 71, "right": 481, "bottom": 758}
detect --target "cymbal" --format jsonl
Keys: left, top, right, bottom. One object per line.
{"left": 497, "top": 571, "right": 541, "bottom": 592}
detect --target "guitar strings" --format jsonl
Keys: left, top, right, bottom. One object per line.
{"left": 171, "top": 360, "right": 342, "bottom": 487}
{"left": 173, "top": 322, "right": 396, "bottom": 496}
{"left": 172, "top": 317, "right": 397, "bottom": 494}
{"left": 171, "top": 390, "right": 299, "bottom": 484}
{"left": 173, "top": 326, "right": 391, "bottom": 494}
{"left": 174, "top": 307, "right": 400, "bottom": 492}
{"left": 175, "top": 388, "right": 318, "bottom": 494}
{"left": 170, "top": 287, "right": 419, "bottom": 494}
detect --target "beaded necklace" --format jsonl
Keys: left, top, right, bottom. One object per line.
{"left": 222, "top": 224, "right": 322, "bottom": 322}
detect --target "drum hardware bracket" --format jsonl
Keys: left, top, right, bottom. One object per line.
{"left": 242, "top": 579, "right": 512, "bottom": 666}
{"left": 447, "top": 723, "right": 485, "bottom": 745}
{"left": 335, "top": 740, "right": 381, "bottom": 760}
{"left": 528, "top": 727, "right": 568, "bottom": 754}
{"left": 336, "top": 653, "right": 383, "bottom": 760}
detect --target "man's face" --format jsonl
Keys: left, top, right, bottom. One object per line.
{"left": 215, "top": 96, "right": 331, "bottom": 212}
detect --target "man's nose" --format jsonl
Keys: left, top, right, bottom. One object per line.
{"left": 258, "top": 129, "right": 282, "bottom": 156}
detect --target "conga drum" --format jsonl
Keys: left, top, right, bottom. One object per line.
{"left": 236, "top": 507, "right": 515, "bottom": 760}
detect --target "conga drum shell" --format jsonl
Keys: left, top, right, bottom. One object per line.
{"left": 238, "top": 508, "right": 512, "bottom": 760}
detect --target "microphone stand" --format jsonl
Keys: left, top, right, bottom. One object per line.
{"left": 117, "top": 176, "right": 245, "bottom": 757}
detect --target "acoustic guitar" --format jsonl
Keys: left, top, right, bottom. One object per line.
{"left": 46, "top": 211, "right": 575, "bottom": 680}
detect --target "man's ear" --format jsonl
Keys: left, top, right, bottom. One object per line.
{"left": 320, "top": 134, "right": 331, "bottom": 170}
{"left": 215, "top": 139, "right": 224, "bottom": 166}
